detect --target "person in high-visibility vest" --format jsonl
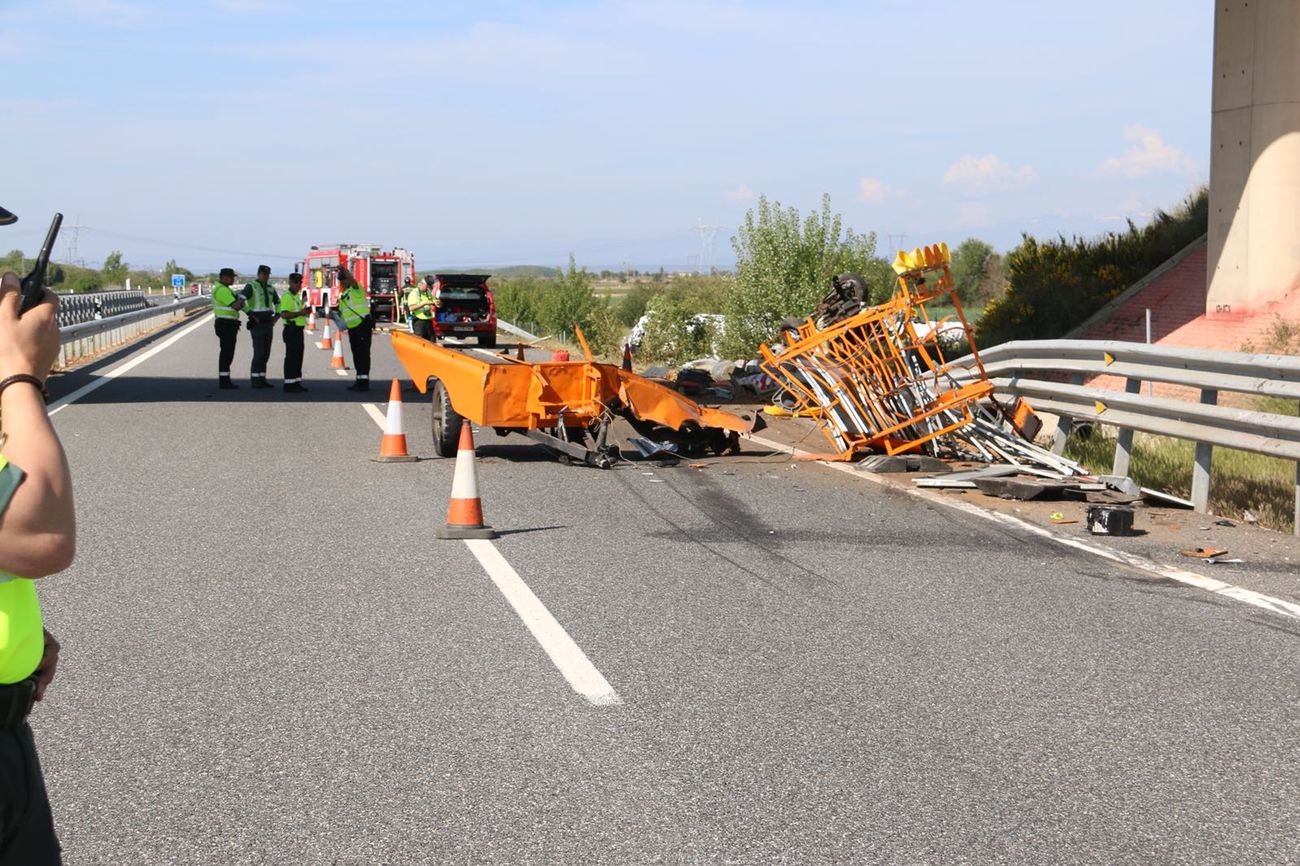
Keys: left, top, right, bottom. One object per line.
{"left": 333, "top": 266, "right": 374, "bottom": 391}
{"left": 0, "top": 263, "right": 77, "bottom": 864}
{"left": 278, "top": 271, "right": 309, "bottom": 393}
{"left": 212, "top": 267, "right": 246, "bottom": 390}
{"left": 406, "top": 275, "right": 436, "bottom": 342}
{"left": 240, "top": 264, "right": 277, "bottom": 389}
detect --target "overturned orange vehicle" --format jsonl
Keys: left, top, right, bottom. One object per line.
{"left": 390, "top": 330, "right": 763, "bottom": 468}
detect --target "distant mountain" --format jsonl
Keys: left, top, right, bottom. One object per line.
{"left": 426, "top": 265, "right": 560, "bottom": 279}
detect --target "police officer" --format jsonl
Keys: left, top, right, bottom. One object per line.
{"left": 406, "top": 274, "right": 436, "bottom": 342}
{"left": 334, "top": 267, "right": 374, "bottom": 391}
{"left": 212, "top": 267, "right": 245, "bottom": 390}
{"left": 241, "top": 264, "right": 277, "bottom": 389}
{"left": 278, "top": 271, "right": 309, "bottom": 393}
{"left": 0, "top": 245, "right": 77, "bottom": 864}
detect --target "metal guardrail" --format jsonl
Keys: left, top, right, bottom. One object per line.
{"left": 55, "top": 291, "right": 154, "bottom": 328}
{"left": 949, "top": 339, "right": 1300, "bottom": 533}
{"left": 58, "top": 296, "right": 210, "bottom": 368}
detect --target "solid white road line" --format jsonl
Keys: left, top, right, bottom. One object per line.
{"left": 464, "top": 538, "right": 622, "bottom": 706}
{"left": 48, "top": 315, "right": 212, "bottom": 416}
{"left": 362, "top": 403, "right": 386, "bottom": 428}
{"left": 360, "top": 405, "right": 619, "bottom": 704}
{"left": 748, "top": 432, "right": 1300, "bottom": 622}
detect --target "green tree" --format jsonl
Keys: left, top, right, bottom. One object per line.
{"left": 949, "top": 238, "right": 995, "bottom": 305}
{"left": 537, "top": 254, "right": 595, "bottom": 340}
{"left": 721, "top": 193, "right": 890, "bottom": 357}
{"left": 978, "top": 187, "right": 1208, "bottom": 345}
{"left": 102, "top": 250, "right": 128, "bottom": 287}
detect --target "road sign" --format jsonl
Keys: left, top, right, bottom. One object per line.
{"left": 171, "top": 273, "right": 185, "bottom": 289}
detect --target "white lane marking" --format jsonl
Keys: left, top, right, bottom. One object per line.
{"left": 464, "top": 538, "right": 621, "bottom": 706}
{"left": 335, "top": 369, "right": 349, "bottom": 376}
{"left": 747, "top": 432, "right": 1300, "bottom": 622}
{"left": 48, "top": 315, "right": 212, "bottom": 416}
{"left": 362, "top": 403, "right": 385, "bottom": 428}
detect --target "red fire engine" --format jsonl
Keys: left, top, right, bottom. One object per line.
{"left": 302, "top": 244, "right": 417, "bottom": 322}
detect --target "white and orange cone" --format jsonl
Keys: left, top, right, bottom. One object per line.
{"left": 330, "top": 328, "right": 346, "bottom": 369}
{"left": 320, "top": 320, "right": 333, "bottom": 350}
{"left": 305, "top": 308, "right": 316, "bottom": 333}
{"left": 375, "top": 379, "right": 416, "bottom": 463}
{"left": 435, "top": 423, "right": 497, "bottom": 539}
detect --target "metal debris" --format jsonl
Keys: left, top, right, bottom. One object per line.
{"left": 760, "top": 243, "right": 1076, "bottom": 477}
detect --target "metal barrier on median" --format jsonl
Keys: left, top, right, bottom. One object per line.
{"left": 58, "top": 296, "right": 211, "bottom": 369}
{"left": 949, "top": 339, "right": 1300, "bottom": 532}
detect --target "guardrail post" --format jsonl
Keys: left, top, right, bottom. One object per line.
{"left": 1191, "top": 388, "right": 1217, "bottom": 513}
{"left": 1050, "top": 372, "right": 1085, "bottom": 455}
{"left": 1294, "top": 459, "right": 1299, "bottom": 537}
{"left": 1112, "top": 377, "right": 1143, "bottom": 477}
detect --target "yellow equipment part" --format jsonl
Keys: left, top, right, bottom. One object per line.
{"left": 390, "top": 331, "right": 759, "bottom": 461}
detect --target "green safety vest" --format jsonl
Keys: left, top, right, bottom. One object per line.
{"left": 245, "top": 280, "right": 276, "bottom": 320}
{"left": 406, "top": 287, "right": 434, "bottom": 320}
{"left": 0, "top": 457, "right": 42, "bottom": 684}
{"left": 338, "top": 286, "right": 369, "bottom": 329}
{"left": 279, "top": 289, "right": 307, "bottom": 327}
{"left": 212, "top": 283, "right": 240, "bottom": 319}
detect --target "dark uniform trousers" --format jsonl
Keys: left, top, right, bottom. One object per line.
{"left": 412, "top": 317, "right": 434, "bottom": 341}
{"left": 348, "top": 318, "right": 374, "bottom": 377}
{"left": 282, "top": 325, "right": 305, "bottom": 381}
{"left": 0, "top": 723, "right": 61, "bottom": 865}
{"left": 214, "top": 318, "right": 240, "bottom": 378}
{"left": 248, "top": 320, "right": 275, "bottom": 381}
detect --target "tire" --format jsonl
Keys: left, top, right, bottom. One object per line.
{"left": 430, "top": 378, "right": 464, "bottom": 457}
{"left": 479, "top": 332, "right": 497, "bottom": 348}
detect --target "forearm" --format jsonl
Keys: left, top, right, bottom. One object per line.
{"left": 0, "top": 384, "right": 75, "bottom": 576}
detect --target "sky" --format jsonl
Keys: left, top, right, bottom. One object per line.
{"left": 1, "top": 0, "right": 1213, "bottom": 275}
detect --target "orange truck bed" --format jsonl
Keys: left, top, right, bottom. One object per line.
{"left": 390, "top": 330, "right": 762, "bottom": 467}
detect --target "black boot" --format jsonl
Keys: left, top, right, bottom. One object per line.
{"left": 219, "top": 378, "right": 239, "bottom": 390}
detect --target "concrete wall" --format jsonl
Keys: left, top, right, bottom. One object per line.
{"left": 1208, "top": 0, "right": 1300, "bottom": 315}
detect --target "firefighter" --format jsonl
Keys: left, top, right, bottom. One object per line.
{"left": 278, "top": 271, "right": 309, "bottom": 392}
{"left": 212, "top": 267, "right": 245, "bottom": 389}
{"left": 406, "top": 275, "right": 436, "bottom": 342}
{"left": 240, "top": 264, "right": 277, "bottom": 389}
{"left": 334, "top": 266, "right": 373, "bottom": 391}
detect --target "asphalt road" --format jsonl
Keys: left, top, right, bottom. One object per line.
{"left": 29, "top": 316, "right": 1300, "bottom": 865}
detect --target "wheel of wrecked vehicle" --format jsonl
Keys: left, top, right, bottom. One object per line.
{"left": 479, "top": 333, "right": 497, "bottom": 348}
{"left": 430, "top": 378, "right": 464, "bottom": 458}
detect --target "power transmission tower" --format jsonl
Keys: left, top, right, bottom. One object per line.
{"left": 693, "top": 219, "right": 723, "bottom": 275}
{"left": 885, "top": 232, "right": 908, "bottom": 254}
{"left": 65, "top": 215, "right": 84, "bottom": 266}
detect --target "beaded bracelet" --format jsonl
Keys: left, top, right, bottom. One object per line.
{"left": 0, "top": 374, "right": 45, "bottom": 401}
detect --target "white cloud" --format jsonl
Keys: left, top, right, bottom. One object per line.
{"left": 724, "top": 184, "right": 755, "bottom": 203}
{"left": 858, "top": 177, "right": 891, "bottom": 203}
{"left": 1100, "top": 125, "right": 1196, "bottom": 178}
{"left": 943, "top": 155, "right": 1037, "bottom": 194}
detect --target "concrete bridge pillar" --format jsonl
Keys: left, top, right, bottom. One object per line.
{"left": 1208, "top": 0, "right": 1300, "bottom": 316}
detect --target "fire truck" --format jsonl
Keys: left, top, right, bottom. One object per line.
{"left": 302, "top": 244, "right": 417, "bottom": 322}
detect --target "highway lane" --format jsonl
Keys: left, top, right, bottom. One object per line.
{"left": 28, "top": 316, "right": 1300, "bottom": 864}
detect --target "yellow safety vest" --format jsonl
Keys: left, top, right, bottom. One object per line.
{"left": 338, "top": 286, "right": 369, "bottom": 329}
{"left": 406, "top": 287, "right": 434, "bottom": 320}
{"left": 279, "top": 290, "right": 307, "bottom": 327}
{"left": 0, "top": 457, "right": 42, "bottom": 684}
{"left": 212, "top": 283, "right": 240, "bottom": 320}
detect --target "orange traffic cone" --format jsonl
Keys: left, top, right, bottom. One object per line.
{"left": 305, "top": 308, "right": 316, "bottom": 333}
{"left": 435, "top": 423, "right": 497, "bottom": 539}
{"left": 321, "top": 320, "right": 333, "bottom": 350}
{"left": 621, "top": 343, "right": 632, "bottom": 371}
{"left": 375, "top": 379, "right": 417, "bottom": 463}
{"left": 331, "top": 328, "right": 346, "bottom": 369}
